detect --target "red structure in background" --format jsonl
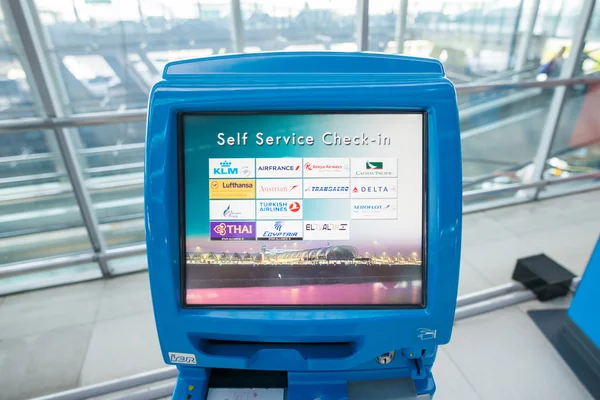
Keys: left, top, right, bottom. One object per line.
{"left": 569, "top": 83, "right": 600, "bottom": 149}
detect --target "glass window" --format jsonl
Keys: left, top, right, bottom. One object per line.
{"left": 241, "top": 0, "right": 357, "bottom": 52}
{"left": 0, "top": 5, "right": 39, "bottom": 120}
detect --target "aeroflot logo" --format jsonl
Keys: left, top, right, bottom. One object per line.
{"left": 168, "top": 352, "right": 196, "bottom": 365}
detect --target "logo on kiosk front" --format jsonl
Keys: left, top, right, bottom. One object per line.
{"left": 366, "top": 161, "right": 383, "bottom": 170}
{"left": 256, "top": 200, "right": 303, "bottom": 219}
{"left": 209, "top": 158, "right": 255, "bottom": 178}
{"left": 168, "top": 352, "right": 196, "bottom": 365}
{"left": 209, "top": 180, "right": 255, "bottom": 199}
{"left": 210, "top": 221, "right": 256, "bottom": 241}
{"left": 256, "top": 220, "right": 303, "bottom": 240}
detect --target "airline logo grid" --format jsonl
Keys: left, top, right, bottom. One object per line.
{"left": 207, "top": 157, "right": 400, "bottom": 241}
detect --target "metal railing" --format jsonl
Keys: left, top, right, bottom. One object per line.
{"left": 0, "top": 76, "right": 599, "bottom": 135}
{"left": 0, "top": 75, "right": 600, "bottom": 284}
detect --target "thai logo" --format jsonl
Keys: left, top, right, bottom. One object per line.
{"left": 210, "top": 221, "right": 255, "bottom": 240}
{"left": 213, "top": 223, "right": 227, "bottom": 236}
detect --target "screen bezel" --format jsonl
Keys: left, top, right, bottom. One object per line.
{"left": 177, "top": 110, "right": 428, "bottom": 309}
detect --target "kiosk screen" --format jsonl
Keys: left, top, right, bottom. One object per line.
{"left": 180, "top": 112, "right": 426, "bottom": 307}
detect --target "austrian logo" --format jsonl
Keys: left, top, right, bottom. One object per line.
{"left": 256, "top": 179, "right": 302, "bottom": 199}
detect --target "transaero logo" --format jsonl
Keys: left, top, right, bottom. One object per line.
{"left": 305, "top": 185, "right": 348, "bottom": 192}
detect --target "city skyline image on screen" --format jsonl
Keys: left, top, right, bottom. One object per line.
{"left": 181, "top": 113, "right": 425, "bottom": 306}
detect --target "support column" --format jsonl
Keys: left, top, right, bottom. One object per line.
{"left": 514, "top": 0, "right": 541, "bottom": 78}
{"left": 4, "top": 0, "right": 110, "bottom": 275}
{"left": 356, "top": 0, "right": 369, "bottom": 51}
{"left": 530, "top": 0, "right": 596, "bottom": 197}
{"left": 230, "top": 0, "right": 245, "bottom": 53}
{"left": 395, "top": 0, "right": 408, "bottom": 54}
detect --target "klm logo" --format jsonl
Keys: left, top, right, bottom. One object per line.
{"left": 213, "top": 160, "right": 238, "bottom": 175}
{"left": 168, "top": 352, "right": 197, "bottom": 365}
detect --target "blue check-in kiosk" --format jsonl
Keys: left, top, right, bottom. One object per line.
{"left": 145, "top": 52, "right": 461, "bottom": 400}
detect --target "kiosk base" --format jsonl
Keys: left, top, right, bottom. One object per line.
{"left": 173, "top": 367, "right": 435, "bottom": 400}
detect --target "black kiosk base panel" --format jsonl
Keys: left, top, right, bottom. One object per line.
{"left": 512, "top": 253, "right": 576, "bottom": 301}
{"left": 205, "top": 368, "right": 428, "bottom": 399}
{"left": 187, "top": 264, "right": 422, "bottom": 289}
{"left": 528, "top": 309, "right": 600, "bottom": 399}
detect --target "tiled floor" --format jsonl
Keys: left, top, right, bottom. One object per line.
{"left": 0, "top": 190, "right": 599, "bottom": 400}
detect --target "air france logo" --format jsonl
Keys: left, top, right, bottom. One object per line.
{"left": 258, "top": 165, "right": 300, "bottom": 171}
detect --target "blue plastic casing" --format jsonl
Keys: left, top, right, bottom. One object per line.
{"left": 145, "top": 52, "right": 462, "bottom": 399}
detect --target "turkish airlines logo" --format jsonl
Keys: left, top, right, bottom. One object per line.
{"left": 289, "top": 201, "right": 301, "bottom": 212}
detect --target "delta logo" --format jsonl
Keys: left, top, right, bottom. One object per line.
{"left": 352, "top": 185, "right": 391, "bottom": 193}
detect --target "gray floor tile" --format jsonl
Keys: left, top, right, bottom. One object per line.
{"left": 0, "top": 280, "right": 104, "bottom": 340}
{"left": 462, "top": 233, "right": 543, "bottom": 286}
{"left": 461, "top": 213, "right": 516, "bottom": 247}
{"left": 485, "top": 200, "right": 576, "bottom": 236}
{"left": 96, "top": 272, "right": 153, "bottom": 321}
{"left": 432, "top": 348, "right": 482, "bottom": 400}
{"left": 0, "top": 323, "right": 92, "bottom": 400}
{"left": 523, "top": 220, "right": 599, "bottom": 276}
{"left": 79, "top": 311, "right": 165, "bottom": 385}
{"left": 458, "top": 260, "right": 492, "bottom": 296}
{"left": 517, "top": 295, "right": 573, "bottom": 314}
{"left": 445, "top": 307, "right": 593, "bottom": 400}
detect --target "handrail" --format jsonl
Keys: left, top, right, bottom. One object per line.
{"left": 0, "top": 76, "right": 599, "bottom": 134}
